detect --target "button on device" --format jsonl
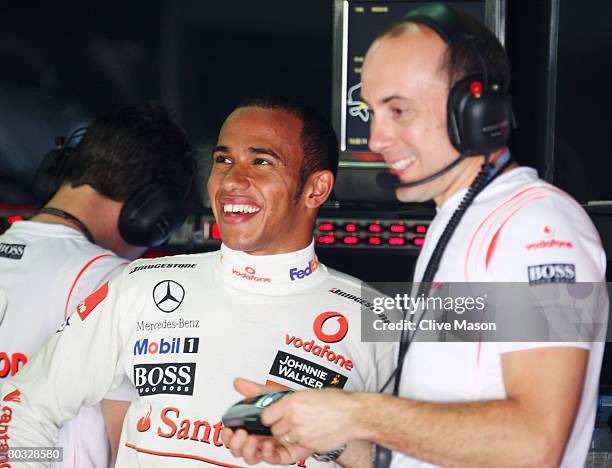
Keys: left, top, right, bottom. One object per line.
{"left": 345, "top": 223, "right": 357, "bottom": 232}
{"left": 368, "top": 237, "right": 381, "bottom": 245}
{"left": 414, "top": 225, "right": 427, "bottom": 234}
{"left": 390, "top": 224, "right": 406, "bottom": 233}
{"left": 319, "top": 222, "right": 334, "bottom": 231}
{"left": 413, "top": 237, "right": 425, "bottom": 246}
{"left": 368, "top": 224, "right": 382, "bottom": 233}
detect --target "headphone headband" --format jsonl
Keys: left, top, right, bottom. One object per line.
{"left": 400, "top": 2, "right": 513, "bottom": 156}
{"left": 403, "top": 2, "right": 469, "bottom": 44}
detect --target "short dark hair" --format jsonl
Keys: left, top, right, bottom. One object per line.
{"left": 63, "top": 103, "right": 193, "bottom": 201}
{"left": 234, "top": 97, "right": 339, "bottom": 197}
{"left": 378, "top": 13, "right": 511, "bottom": 91}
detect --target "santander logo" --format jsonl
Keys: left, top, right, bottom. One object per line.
{"left": 137, "top": 405, "right": 153, "bottom": 432}
{"left": 2, "top": 389, "right": 21, "bottom": 403}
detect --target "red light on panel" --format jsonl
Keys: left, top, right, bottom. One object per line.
{"left": 415, "top": 225, "right": 427, "bottom": 234}
{"left": 368, "top": 237, "right": 382, "bottom": 245}
{"left": 7, "top": 216, "right": 23, "bottom": 224}
{"left": 368, "top": 223, "right": 382, "bottom": 233}
{"left": 390, "top": 224, "right": 406, "bottom": 233}
{"left": 413, "top": 237, "right": 425, "bottom": 246}
{"left": 319, "top": 222, "right": 334, "bottom": 231}
{"left": 351, "top": 153, "right": 384, "bottom": 162}
{"left": 343, "top": 236, "right": 359, "bottom": 245}
{"left": 318, "top": 235, "right": 335, "bottom": 245}
{"left": 211, "top": 223, "right": 222, "bottom": 240}
{"left": 388, "top": 237, "right": 406, "bottom": 246}
{"left": 345, "top": 223, "right": 357, "bottom": 232}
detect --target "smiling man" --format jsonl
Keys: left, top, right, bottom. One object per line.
{"left": 0, "top": 97, "right": 396, "bottom": 467}
{"left": 221, "top": 4, "right": 607, "bottom": 468}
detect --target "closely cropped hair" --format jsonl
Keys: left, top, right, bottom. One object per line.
{"left": 444, "top": 14, "right": 511, "bottom": 90}
{"left": 235, "top": 97, "right": 339, "bottom": 197}
{"left": 378, "top": 13, "right": 511, "bottom": 90}
{"left": 62, "top": 103, "right": 193, "bottom": 201}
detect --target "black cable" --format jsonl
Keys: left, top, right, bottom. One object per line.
{"left": 38, "top": 207, "right": 95, "bottom": 243}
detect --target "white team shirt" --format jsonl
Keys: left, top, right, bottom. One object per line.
{"left": 1, "top": 241, "right": 397, "bottom": 467}
{"left": 0, "top": 221, "right": 129, "bottom": 468}
{"left": 393, "top": 167, "right": 608, "bottom": 468}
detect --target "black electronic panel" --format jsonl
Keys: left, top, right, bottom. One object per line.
{"left": 552, "top": 1, "right": 612, "bottom": 203}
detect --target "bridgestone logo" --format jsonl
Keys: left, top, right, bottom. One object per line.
{"left": 129, "top": 263, "right": 197, "bottom": 274}
{"left": 329, "top": 287, "right": 374, "bottom": 310}
{"left": 0, "top": 243, "right": 25, "bottom": 260}
{"left": 329, "top": 287, "right": 391, "bottom": 323}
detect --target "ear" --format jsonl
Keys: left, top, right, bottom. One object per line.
{"left": 303, "top": 170, "right": 334, "bottom": 209}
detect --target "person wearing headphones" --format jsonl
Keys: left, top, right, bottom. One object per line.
{"left": 220, "top": 4, "right": 607, "bottom": 467}
{"left": 0, "top": 97, "right": 396, "bottom": 467}
{"left": 0, "top": 103, "right": 194, "bottom": 467}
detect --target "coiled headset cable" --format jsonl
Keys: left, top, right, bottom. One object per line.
{"left": 374, "top": 152, "right": 513, "bottom": 468}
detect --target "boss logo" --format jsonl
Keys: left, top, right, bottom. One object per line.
{"left": 133, "top": 362, "right": 196, "bottom": 396}
{"left": 527, "top": 263, "right": 576, "bottom": 285}
{"left": 0, "top": 243, "right": 25, "bottom": 260}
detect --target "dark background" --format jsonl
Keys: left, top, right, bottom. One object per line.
{"left": 0, "top": 0, "right": 334, "bottom": 204}
{"left": 2, "top": 0, "right": 612, "bottom": 388}
{"left": 2, "top": 1, "right": 612, "bottom": 205}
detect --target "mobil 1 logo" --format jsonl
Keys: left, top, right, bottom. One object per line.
{"left": 133, "top": 362, "right": 196, "bottom": 396}
{"left": 269, "top": 351, "right": 347, "bottom": 389}
{"left": 528, "top": 263, "right": 576, "bottom": 285}
{"left": 133, "top": 337, "right": 199, "bottom": 356}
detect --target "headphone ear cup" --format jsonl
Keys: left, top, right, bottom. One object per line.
{"left": 119, "top": 183, "right": 186, "bottom": 247}
{"left": 32, "top": 146, "right": 73, "bottom": 202}
{"left": 447, "top": 75, "right": 513, "bottom": 156}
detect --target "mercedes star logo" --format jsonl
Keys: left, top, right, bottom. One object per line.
{"left": 152, "top": 280, "right": 185, "bottom": 313}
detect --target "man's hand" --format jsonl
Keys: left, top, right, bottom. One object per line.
{"left": 262, "top": 386, "right": 361, "bottom": 453}
{"left": 221, "top": 378, "right": 313, "bottom": 465}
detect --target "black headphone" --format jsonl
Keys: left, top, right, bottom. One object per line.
{"left": 33, "top": 127, "right": 192, "bottom": 248}
{"left": 403, "top": 2, "right": 514, "bottom": 156}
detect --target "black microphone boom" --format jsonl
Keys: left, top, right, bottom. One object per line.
{"left": 376, "top": 153, "right": 466, "bottom": 190}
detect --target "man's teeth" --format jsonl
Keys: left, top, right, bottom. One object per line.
{"left": 223, "top": 204, "right": 261, "bottom": 214}
{"left": 390, "top": 156, "right": 417, "bottom": 171}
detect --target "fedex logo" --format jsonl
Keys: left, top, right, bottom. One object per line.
{"left": 133, "top": 337, "right": 199, "bottom": 356}
{"left": 289, "top": 258, "right": 319, "bottom": 281}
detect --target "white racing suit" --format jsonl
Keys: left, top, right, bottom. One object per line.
{"left": 1, "top": 241, "right": 397, "bottom": 467}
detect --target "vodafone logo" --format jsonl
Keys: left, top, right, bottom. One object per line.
{"left": 313, "top": 311, "right": 349, "bottom": 343}
{"left": 231, "top": 266, "right": 271, "bottom": 283}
